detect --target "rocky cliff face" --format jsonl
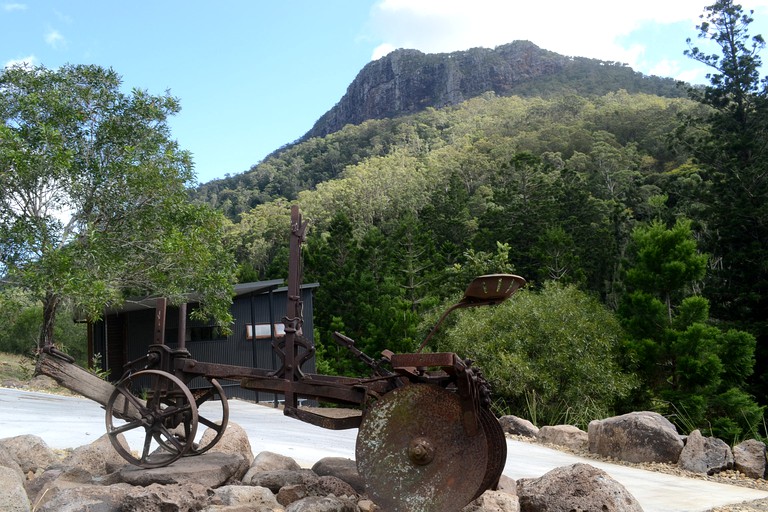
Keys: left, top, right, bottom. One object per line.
{"left": 303, "top": 40, "right": 682, "bottom": 141}
{"left": 305, "top": 41, "right": 569, "bottom": 140}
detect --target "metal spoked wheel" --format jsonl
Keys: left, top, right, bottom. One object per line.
{"left": 105, "top": 369, "right": 198, "bottom": 468}
{"left": 187, "top": 378, "right": 229, "bottom": 455}
{"left": 150, "top": 377, "right": 229, "bottom": 457}
{"left": 356, "top": 384, "right": 489, "bottom": 512}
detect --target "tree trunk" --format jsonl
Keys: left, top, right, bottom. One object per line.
{"left": 39, "top": 292, "right": 60, "bottom": 350}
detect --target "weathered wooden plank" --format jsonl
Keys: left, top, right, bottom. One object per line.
{"left": 36, "top": 352, "right": 143, "bottom": 420}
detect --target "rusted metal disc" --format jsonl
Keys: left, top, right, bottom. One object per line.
{"left": 356, "top": 384, "right": 488, "bottom": 512}
{"left": 473, "top": 408, "right": 508, "bottom": 499}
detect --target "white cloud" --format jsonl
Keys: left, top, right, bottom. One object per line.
{"left": 366, "top": 0, "right": 768, "bottom": 77}
{"left": 3, "top": 3, "right": 27, "bottom": 11}
{"left": 372, "top": 43, "right": 396, "bottom": 60}
{"left": 676, "top": 68, "right": 706, "bottom": 84}
{"left": 4, "top": 55, "right": 36, "bottom": 69}
{"left": 647, "top": 59, "right": 678, "bottom": 78}
{"left": 45, "top": 29, "right": 65, "bottom": 49}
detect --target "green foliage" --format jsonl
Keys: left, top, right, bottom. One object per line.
{"left": 624, "top": 218, "right": 708, "bottom": 319}
{"left": 0, "top": 289, "right": 87, "bottom": 365}
{"left": 619, "top": 218, "right": 763, "bottom": 439}
{"left": 678, "top": 0, "right": 768, "bottom": 405}
{"left": 435, "top": 282, "right": 635, "bottom": 429}
{"left": 0, "top": 64, "right": 237, "bottom": 348}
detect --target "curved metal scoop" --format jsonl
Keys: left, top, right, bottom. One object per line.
{"left": 417, "top": 274, "right": 526, "bottom": 352}
{"left": 460, "top": 274, "right": 526, "bottom": 306}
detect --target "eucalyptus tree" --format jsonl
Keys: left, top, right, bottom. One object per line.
{"left": 0, "top": 64, "right": 236, "bottom": 350}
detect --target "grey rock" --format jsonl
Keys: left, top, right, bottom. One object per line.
{"left": 733, "top": 439, "right": 767, "bottom": 479}
{"left": 357, "top": 500, "right": 379, "bottom": 512}
{"left": 277, "top": 484, "right": 310, "bottom": 506}
{"left": 61, "top": 433, "right": 129, "bottom": 476}
{"left": 200, "top": 421, "right": 254, "bottom": 465}
{"left": 678, "top": 429, "right": 733, "bottom": 474}
{"left": 250, "top": 451, "right": 302, "bottom": 473}
{"left": 0, "top": 442, "right": 24, "bottom": 480}
{"left": 0, "top": 434, "right": 57, "bottom": 473}
{"left": 312, "top": 457, "right": 365, "bottom": 494}
{"left": 118, "top": 451, "right": 248, "bottom": 487}
{"left": 313, "top": 475, "right": 358, "bottom": 498}
{"left": 496, "top": 475, "right": 516, "bottom": 495}
{"left": 0, "top": 465, "right": 30, "bottom": 512}
{"left": 32, "top": 483, "right": 133, "bottom": 512}
{"left": 285, "top": 495, "right": 359, "bottom": 512}
{"left": 498, "top": 415, "right": 539, "bottom": 438}
{"left": 23, "top": 467, "right": 63, "bottom": 505}
{"left": 245, "top": 469, "right": 319, "bottom": 493}
{"left": 517, "top": 463, "right": 642, "bottom": 512}
{"left": 204, "top": 505, "right": 283, "bottom": 512}
{"left": 211, "top": 484, "right": 282, "bottom": 507}
{"left": 121, "top": 482, "right": 211, "bottom": 512}
{"left": 588, "top": 411, "right": 684, "bottom": 463}
{"left": 462, "top": 490, "right": 520, "bottom": 512}
{"left": 536, "top": 424, "right": 588, "bottom": 451}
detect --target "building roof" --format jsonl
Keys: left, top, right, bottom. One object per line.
{"left": 99, "top": 280, "right": 319, "bottom": 315}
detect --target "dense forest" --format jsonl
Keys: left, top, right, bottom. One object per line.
{"left": 2, "top": 1, "right": 766, "bottom": 442}
{"left": 190, "top": 1, "right": 768, "bottom": 441}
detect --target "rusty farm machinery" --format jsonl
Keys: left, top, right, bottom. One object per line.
{"left": 37, "top": 205, "right": 526, "bottom": 511}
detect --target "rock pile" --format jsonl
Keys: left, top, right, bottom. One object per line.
{"left": 501, "top": 410, "right": 767, "bottom": 480}
{"left": 0, "top": 420, "right": 647, "bottom": 512}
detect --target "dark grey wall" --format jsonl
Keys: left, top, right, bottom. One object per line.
{"left": 92, "top": 285, "right": 316, "bottom": 404}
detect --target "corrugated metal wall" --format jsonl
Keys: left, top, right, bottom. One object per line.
{"left": 94, "top": 284, "right": 317, "bottom": 404}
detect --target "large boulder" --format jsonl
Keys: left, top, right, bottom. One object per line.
{"left": 462, "top": 490, "right": 520, "bottom": 512}
{"left": 499, "top": 416, "right": 539, "bottom": 438}
{"left": 117, "top": 452, "right": 249, "bottom": 487}
{"left": 311, "top": 457, "right": 365, "bottom": 494}
{"left": 244, "top": 469, "right": 319, "bottom": 493}
{"left": 588, "top": 411, "right": 684, "bottom": 463}
{"left": 249, "top": 451, "right": 302, "bottom": 473}
{"left": 517, "top": 463, "right": 642, "bottom": 512}
{"left": 733, "top": 439, "right": 767, "bottom": 479}
{"left": 201, "top": 421, "right": 255, "bottom": 465}
{"left": 121, "top": 482, "right": 211, "bottom": 512}
{"left": 0, "top": 434, "right": 57, "bottom": 474}
{"left": 285, "top": 495, "right": 359, "bottom": 512}
{"left": 209, "top": 484, "right": 284, "bottom": 509}
{"left": 32, "top": 482, "right": 133, "bottom": 512}
{"left": 0, "top": 465, "right": 30, "bottom": 512}
{"left": 536, "top": 425, "right": 588, "bottom": 451}
{"left": 678, "top": 429, "right": 733, "bottom": 474}
{"left": 0, "top": 443, "right": 23, "bottom": 480}
{"left": 61, "top": 433, "right": 130, "bottom": 476}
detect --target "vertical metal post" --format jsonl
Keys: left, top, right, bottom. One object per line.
{"left": 177, "top": 303, "right": 187, "bottom": 350}
{"left": 283, "top": 205, "right": 308, "bottom": 408}
{"left": 268, "top": 288, "right": 278, "bottom": 407}
{"left": 154, "top": 298, "right": 167, "bottom": 345}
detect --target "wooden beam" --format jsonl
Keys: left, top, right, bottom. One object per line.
{"left": 36, "top": 352, "right": 143, "bottom": 420}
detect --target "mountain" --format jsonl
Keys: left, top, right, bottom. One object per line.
{"left": 193, "top": 40, "right": 690, "bottom": 212}
{"left": 302, "top": 40, "right": 685, "bottom": 141}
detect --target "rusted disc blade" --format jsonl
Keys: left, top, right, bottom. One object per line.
{"left": 356, "top": 384, "right": 488, "bottom": 512}
{"left": 473, "top": 408, "right": 508, "bottom": 500}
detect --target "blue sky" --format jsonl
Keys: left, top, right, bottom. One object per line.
{"left": 3, "top": 1, "right": 768, "bottom": 184}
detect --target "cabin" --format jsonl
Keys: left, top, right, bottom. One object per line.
{"left": 88, "top": 280, "right": 318, "bottom": 403}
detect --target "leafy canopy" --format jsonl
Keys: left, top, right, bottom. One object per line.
{"left": 0, "top": 64, "right": 236, "bottom": 348}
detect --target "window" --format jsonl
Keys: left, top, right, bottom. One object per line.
{"left": 246, "top": 323, "right": 285, "bottom": 340}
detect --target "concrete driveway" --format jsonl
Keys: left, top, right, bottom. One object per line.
{"left": 0, "top": 387, "right": 765, "bottom": 512}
